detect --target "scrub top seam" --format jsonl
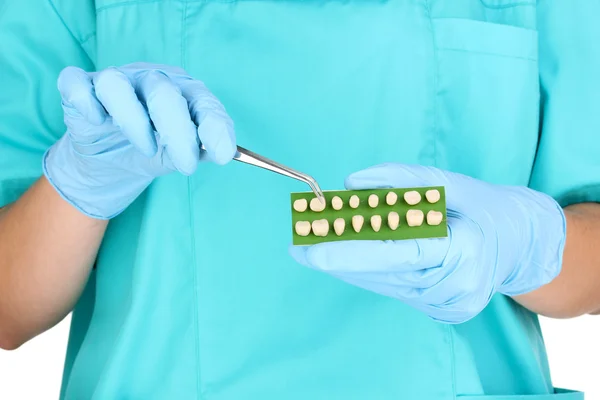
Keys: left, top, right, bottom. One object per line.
{"left": 187, "top": 179, "right": 203, "bottom": 399}
{"left": 437, "top": 47, "right": 537, "bottom": 62}
{"left": 447, "top": 325, "right": 458, "bottom": 399}
{"left": 479, "top": 0, "right": 536, "bottom": 9}
{"left": 96, "top": 0, "right": 163, "bottom": 13}
{"left": 424, "top": 0, "right": 439, "bottom": 166}
{"left": 47, "top": 0, "right": 95, "bottom": 51}
{"left": 95, "top": 0, "right": 224, "bottom": 13}
{"left": 181, "top": 2, "right": 202, "bottom": 398}
{"left": 81, "top": 32, "right": 97, "bottom": 45}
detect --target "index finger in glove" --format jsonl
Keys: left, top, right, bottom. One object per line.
{"left": 93, "top": 67, "right": 157, "bottom": 157}
{"left": 179, "top": 80, "right": 237, "bottom": 165}
{"left": 136, "top": 70, "right": 200, "bottom": 175}
{"left": 344, "top": 163, "right": 447, "bottom": 190}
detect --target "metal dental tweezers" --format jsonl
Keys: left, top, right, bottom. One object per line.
{"left": 202, "top": 144, "right": 325, "bottom": 203}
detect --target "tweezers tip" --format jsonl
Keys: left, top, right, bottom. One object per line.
{"left": 313, "top": 185, "right": 326, "bottom": 205}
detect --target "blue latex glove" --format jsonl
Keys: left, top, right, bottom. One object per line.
{"left": 289, "top": 163, "right": 566, "bottom": 324}
{"left": 43, "top": 63, "right": 236, "bottom": 219}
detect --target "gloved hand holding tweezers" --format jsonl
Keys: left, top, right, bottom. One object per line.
{"left": 44, "top": 62, "right": 323, "bottom": 219}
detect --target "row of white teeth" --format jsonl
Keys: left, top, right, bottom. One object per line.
{"left": 294, "top": 189, "right": 440, "bottom": 213}
{"left": 295, "top": 210, "right": 444, "bottom": 237}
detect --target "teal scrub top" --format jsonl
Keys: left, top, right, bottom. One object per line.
{"left": 1, "top": 0, "right": 599, "bottom": 398}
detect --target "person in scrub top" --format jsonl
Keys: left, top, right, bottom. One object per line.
{"left": 0, "top": 0, "right": 599, "bottom": 399}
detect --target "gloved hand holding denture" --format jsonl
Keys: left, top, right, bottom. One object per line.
{"left": 289, "top": 163, "right": 567, "bottom": 324}
{"left": 43, "top": 62, "right": 237, "bottom": 219}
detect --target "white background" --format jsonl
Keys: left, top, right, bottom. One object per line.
{"left": 0, "top": 315, "right": 598, "bottom": 399}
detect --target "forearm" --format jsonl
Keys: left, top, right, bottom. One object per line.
{"left": 514, "top": 202, "right": 600, "bottom": 318}
{"left": 0, "top": 177, "right": 107, "bottom": 349}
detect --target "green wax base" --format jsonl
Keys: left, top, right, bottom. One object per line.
{"left": 290, "top": 186, "right": 448, "bottom": 245}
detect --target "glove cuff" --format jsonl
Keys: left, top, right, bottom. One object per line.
{"left": 497, "top": 188, "right": 567, "bottom": 296}
{"left": 42, "top": 134, "right": 149, "bottom": 219}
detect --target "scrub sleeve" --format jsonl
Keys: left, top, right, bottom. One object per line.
{"left": 0, "top": 0, "right": 95, "bottom": 208}
{"left": 530, "top": 1, "right": 600, "bottom": 204}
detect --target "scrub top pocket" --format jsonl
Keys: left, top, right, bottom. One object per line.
{"left": 430, "top": 18, "right": 540, "bottom": 185}
{"left": 457, "top": 387, "right": 583, "bottom": 399}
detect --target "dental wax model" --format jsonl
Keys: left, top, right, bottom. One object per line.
{"left": 426, "top": 189, "right": 441, "bottom": 203}
{"left": 290, "top": 186, "right": 446, "bottom": 245}
{"left": 352, "top": 215, "right": 365, "bottom": 233}
{"left": 388, "top": 211, "right": 400, "bottom": 230}
{"left": 312, "top": 219, "right": 329, "bottom": 237}
{"left": 368, "top": 194, "right": 379, "bottom": 208}
{"left": 332, "top": 196, "right": 344, "bottom": 211}
{"left": 310, "top": 197, "right": 326, "bottom": 212}
{"left": 427, "top": 210, "right": 443, "bottom": 226}
{"left": 386, "top": 191, "right": 398, "bottom": 206}
{"left": 295, "top": 221, "right": 311, "bottom": 236}
{"left": 371, "top": 215, "right": 382, "bottom": 232}
{"left": 293, "top": 198, "right": 308, "bottom": 212}
{"left": 406, "top": 209, "right": 424, "bottom": 227}
{"left": 404, "top": 190, "right": 422, "bottom": 206}
{"left": 334, "top": 218, "right": 345, "bottom": 236}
